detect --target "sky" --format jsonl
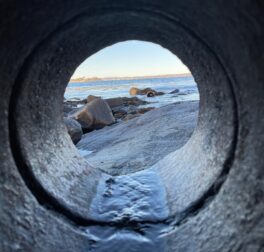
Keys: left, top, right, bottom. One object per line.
{"left": 72, "top": 40, "right": 190, "bottom": 79}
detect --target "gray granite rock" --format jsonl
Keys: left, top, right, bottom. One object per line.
{"left": 77, "top": 101, "right": 198, "bottom": 175}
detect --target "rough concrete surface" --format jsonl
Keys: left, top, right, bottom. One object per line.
{"left": 0, "top": 1, "right": 263, "bottom": 251}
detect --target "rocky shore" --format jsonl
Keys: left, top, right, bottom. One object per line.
{"left": 63, "top": 87, "right": 198, "bottom": 175}
{"left": 63, "top": 94, "right": 155, "bottom": 141}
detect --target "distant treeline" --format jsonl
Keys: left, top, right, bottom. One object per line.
{"left": 70, "top": 73, "right": 192, "bottom": 83}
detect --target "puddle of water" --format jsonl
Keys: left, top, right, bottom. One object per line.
{"left": 83, "top": 224, "right": 169, "bottom": 252}
{"left": 79, "top": 149, "right": 93, "bottom": 157}
{"left": 88, "top": 168, "right": 169, "bottom": 222}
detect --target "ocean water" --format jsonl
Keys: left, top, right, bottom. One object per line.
{"left": 65, "top": 76, "right": 199, "bottom": 108}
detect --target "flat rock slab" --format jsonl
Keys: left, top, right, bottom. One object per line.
{"left": 77, "top": 101, "right": 199, "bottom": 175}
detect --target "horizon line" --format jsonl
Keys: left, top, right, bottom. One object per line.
{"left": 70, "top": 72, "right": 192, "bottom": 82}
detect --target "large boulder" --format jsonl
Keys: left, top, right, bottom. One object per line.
{"left": 105, "top": 96, "right": 148, "bottom": 108}
{"left": 87, "top": 95, "right": 101, "bottom": 103}
{"left": 129, "top": 87, "right": 164, "bottom": 96}
{"left": 105, "top": 97, "right": 124, "bottom": 108}
{"left": 123, "top": 97, "right": 149, "bottom": 106}
{"left": 63, "top": 117, "right": 83, "bottom": 144}
{"left": 71, "top": 98, "right": 115, "bottom": 131}
{"left": 112, "top": 105, "right": 154, "bottom": 121}
{"left": 169, "top": 88, "right": 180, "bottom": 94}
{"left": 146, "top": 91, "right": 156, "bottom": 97}
{"left": 112, "top": 107, "right": 127, "bottom": 120}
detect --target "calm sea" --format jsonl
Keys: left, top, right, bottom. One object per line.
{"left": 65, "top": 76, "right": 199, "bottom": 108}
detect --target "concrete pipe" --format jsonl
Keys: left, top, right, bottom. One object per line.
{"left": 0, "top": 1, "right": 263, "bottom": 251}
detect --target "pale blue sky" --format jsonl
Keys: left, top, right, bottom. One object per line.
{"left": 72, "top": 40, "right": 190, "bottom": 78}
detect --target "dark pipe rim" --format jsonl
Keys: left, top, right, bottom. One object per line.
{"left": 8, "top": 8, "right": 239, "bottom": 227}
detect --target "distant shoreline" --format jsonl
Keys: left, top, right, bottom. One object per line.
{"left": 70, "top": 73, "right": 192, "bottom": 83}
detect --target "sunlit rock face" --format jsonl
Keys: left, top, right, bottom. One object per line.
{"left": 77, "top": 101, "right": 198, "bottom": 175}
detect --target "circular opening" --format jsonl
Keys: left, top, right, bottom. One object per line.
{"left": 63, "top": 40, "right": 200, "bottom": 176}
{"left": 10, "top": 11, "right": 236, "bottom": 224}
